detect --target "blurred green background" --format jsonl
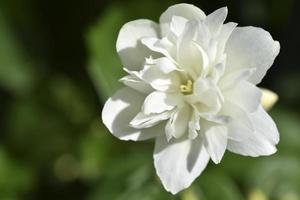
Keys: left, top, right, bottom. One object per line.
{"left": 0, "top": 0, "right": 299, "bottom": 199}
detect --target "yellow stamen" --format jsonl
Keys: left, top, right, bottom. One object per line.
{"left": 180, "top": 80, "right": 193, "bottom": 94}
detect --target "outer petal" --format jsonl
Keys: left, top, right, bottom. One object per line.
{"left": 116, "top": 19, "right": 160, "bottom": 71}
{"left": 159, "top": 3, "right": 206, "bottom": 37}
{"left": 227, "top": 106, "right": 278, "bottom": 156}
{"left": 225, "top": 26, "right": 280, "bottom": 84}
{"left": 102, "top": 87, "right": 161, "bottom": 141}
{"left": 154, "top": 136, "right": 209, "bottom": 194}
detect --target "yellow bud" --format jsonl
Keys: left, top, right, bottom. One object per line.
{"left": 260, "top": 88, "right": 278, "bottom": 111}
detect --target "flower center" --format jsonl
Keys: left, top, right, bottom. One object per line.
{"left": 180, "top": 80, "right": 193, "bottom": 95}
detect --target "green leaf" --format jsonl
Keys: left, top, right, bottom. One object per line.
{"left": 0, "top": 12, "right": 36, "bottom": 95}
{"left": 86, "top": 6, "right": 125, "bottom": 101}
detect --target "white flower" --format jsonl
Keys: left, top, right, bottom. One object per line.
{"left": 102, "top": 4, "right": 280, "bottom": 194}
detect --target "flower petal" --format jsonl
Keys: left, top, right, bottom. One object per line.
{"left": 220, "top": 101, "right": 254, "bottom": 141}
{"left": 188, "top": 110, "right": 201, "bottom": 139}
{"left": 223, "top": 81, "right": 262, "bottom": 113}
{"left": 102, "top": 87, "right": 162, "bottom": 140}
{"left": 116, "top": 19, "right": 159, "bottom": 71}
{"left": 141, "top": 37, "right": 175, "bottom": 60}
{"left": 215, "top": 22, "right": 237, "bottom": 59}
{"left": 165, "top": 106, "right": 191, "bottom": 139}
{"left": 219, "top": 68, "right": 256, "bottom": 90}
{"left": 140, "top": 64, "right": 181, "bottom": 92}
{"left": 154, "top": 136, "right": 209, "bottom": 194}
{"left": 120, "top": 75, "right": 153, "bottom": 94}
{"left": 142, "top": 91, "right": 182, "bottom": 115}
{"left": 250, "top": 105, "right": 279, "bottom": 145}
{"left": 205, "top": 7, "right": 228, "bottom": 35}
{"left": 130, "top": 111, "right": 171, "bottom": 129}
{"left": 227, "top": 106, "right": 278, "bottom": 157}
{"left": 203, "top": 125, "right": 228, "bottom": 164}
{"left": 225, "top": 26, "right": 280, "bottom": 84}
{"left": 227, "top": 136, "right": 276, "bottom": 157}
{"left": 159, "top": 3, "right": 206, "bottom": 37}
{"left": 170, "top": 16, "right": 188, "bottom": 37}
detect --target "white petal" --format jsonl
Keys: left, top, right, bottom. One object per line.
{"left": 159, "top": 3, "right": 206, "bottom": 37}
{"left": 227, "top": 107, "right": 279, "bottom": 157}
{"left": 210, "top": 54, "right": 227, "bottom": 83}
{"left": 102, "top": 87, "right": 161, "bottom": 141}
{"left": 120, "top": 75, "right": 153, "bottom": 94}
{"left": 170, "top": 16, "right": 188, "bottom": 37}
{"left": 130, "top": 111, "right": 171, "bottom": 129}
{"left": 227, "top": 135, "right": 276, "bottom": 157}
{"left": 140, "top": 65, "right": 181, "bottom": 92}
{"left": 188, "top": 110, "right": 201, "bottom": 139}
{"left": 177, "top": 41, "right": 209, "bottom": 79}
{"left": 141, "top": 37, "right": 175, "bottom": 61}
{"left": 250, "top": 105, "right": 279, "bottom": 145}
{"left": 165, "top": 106, "right": 191, "bottom": 139}
{"left": 203, "top": 125, "right": 228, "bottom": 164}
{"left": 219, "top": 68, "right": 256, "bottom": 90}
{"left": 227, "top": 111, "right": 279, "bottom": 157}
{"left": 225, "top": 26, "right": 280, "bottom": 84}
{"left": 215, "top": 22, "right": 237, "bottom": 59}
{"left": 151, "top": 57, "right": 179, "bottom": 73}
{"left": 142, "top": 91, "right": 180, "bottom": 115}
{"left": 224, "top": 81, "right": 262, "bottom": 113}
{"left": 205, "top": 7, "right": 228, "bottom": 35}
{"left": 116, "top": 19, "right": 159, "bottom": 71}
{"left": 154, "top": 136, "right": 209, "bottom": 194}
{"left": 220, "top": 101, "right": 254, "bottom": 141}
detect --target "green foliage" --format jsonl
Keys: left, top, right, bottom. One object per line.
{"left": 0, "top": 13, "right": 37, "bottom": 96}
